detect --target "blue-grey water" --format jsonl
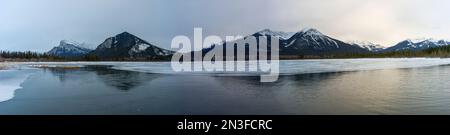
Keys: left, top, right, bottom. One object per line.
{"left": 2, "top": 58, "right": 450, "bottom": 114}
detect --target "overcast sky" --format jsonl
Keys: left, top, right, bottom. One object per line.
{"left": 1, "top": 0, "right": 450, "bottom": 52}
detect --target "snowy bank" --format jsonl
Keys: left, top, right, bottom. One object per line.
{"left": 0, "top": 64, "right": 31, "bottom": 102}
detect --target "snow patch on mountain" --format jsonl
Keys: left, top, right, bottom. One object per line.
{"left": 348, "top": 41, "right": 385, "bottom": 52}
{"left": 254, "top": 29, "right": 295, "bottom": 40}
{"left": 128, "top": 43, "right": 151, "bottom": 56}
{"left": 409, "top": 38, "right": 442, "bottom": 44}
{"left": 300, "top": 27, "right": 324, "bottom": 36}
{"left": 286, "top": 28, "right": 338, "bottom": 48}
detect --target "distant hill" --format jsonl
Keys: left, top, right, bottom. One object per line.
{"left": 280, "top": 28, "right": 369, "bottom": 56}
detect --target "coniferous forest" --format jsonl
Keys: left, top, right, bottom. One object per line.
{"left": 2, "top": 45, "right": 450, "bottom": 62}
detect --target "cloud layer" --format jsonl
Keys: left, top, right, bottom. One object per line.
{"left": 1, "top": 0, "right": 449, "bottom": 52}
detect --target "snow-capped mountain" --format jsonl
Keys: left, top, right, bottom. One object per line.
{"left": 47, "top": 40, "right": 93, "bottom": 57}
{"left": 90, "top": 32, "right": 173, "bottom": 59}
{"left": 199, "top": 28, "right": 369, "bottom": 57}
{"left": 384, "top": 38, "right": 450, "bottom": 52}
{"left": 280, "top": 28, "right": 369, "bottom": 55}
{"left": 348, "top": 41, "right": 385, "bottom": 52}
{"left": 253, "top": 29, "right": 295, "bottom": 40}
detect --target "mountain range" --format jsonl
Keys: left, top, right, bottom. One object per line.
{"left": 89, "top": 32, "right": 173, "bottom": 60}
{"left": 278, "top": 28, "right": 369, "bottom": 55}
{"left": 46, "top": 28, "right": 450, "bottom": 60}
{"left": 49, "top": 32, "right": 173, "bottom": 60}
{"left": 47, "top": 40, "right": 93, "bottom": 57}
{"left": 383, "top": 39, "right": 450, "bottom": 52}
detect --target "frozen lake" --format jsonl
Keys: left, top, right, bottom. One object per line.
{"left": 2, "top": 58, "right": 450, "bottom": 114}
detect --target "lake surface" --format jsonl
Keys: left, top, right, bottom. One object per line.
{"left": 2, "top": 58, "right": 450, "bottom": 114}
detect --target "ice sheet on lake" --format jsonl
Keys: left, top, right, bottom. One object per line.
{"left": 20, "top": 58, "right": 450, "bottom": 75}
{"left": 24, "top": 62, "right": 175, "bottom": 73}
{"left": 111, "top": 58, "right": 450, "bottom": 75}
{"left": 0, "top": 70, "right": 30, "bottom": 102}
{"left": 279, "top": 58, "right": 450, "bottom": 75}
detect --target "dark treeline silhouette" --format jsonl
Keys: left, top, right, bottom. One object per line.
{"left": 0, "top": 50, "right": 62, "bottom": 61}
{"left": 0, "top": 50, "right": 171, "bottom": 61}
{"left": 76, "top": 54, "right": 172, "bottom": 61}
{"left": 335, "top": 45, "right": 450, "bottom": 58}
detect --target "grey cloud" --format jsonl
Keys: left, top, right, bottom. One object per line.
{"left": 0, "top": 0, "right": 449, "bottom": 51}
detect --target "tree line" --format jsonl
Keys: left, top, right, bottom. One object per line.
{"left": 0, "top": 51, "right": 61, "bottom": 61}
{"left": 337, "top": 45, "right": 450, "bottom": 58}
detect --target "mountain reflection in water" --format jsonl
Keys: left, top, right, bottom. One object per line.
{"left": 42, "top": 65, "right": 160, "bottom": 91}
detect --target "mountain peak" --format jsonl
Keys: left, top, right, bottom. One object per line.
{"left": 60, "top": 40, "right": 79, "bottom": 46}
{"left": 406, "top": 38, "right": 447, "bottom": 44}
{"left": 289, "top": 28, "right": 326, "bottom": 40}
{"left": 115, "top": 31, "right": 139, "bottom": 39}
{"left": 348, "top": 40, "right": 385, "bottom": 52}
{"left": 281, "top": 27, "right": 369, "bottom": 55}
{"left": 254, "top": 29, "right": 294, "bottom": 39}
{"left": 119, "top": 31, "right": 132, "bottom": 35}
{"left": 402, "top": 38, "right": 450, "bottom": 45}
{"left": 258, "top": 29, "right": 273, "bottom": 33}
{"left": 59, "top": 40, "right": 94, "bottom": 50}
{"left": 47, "top": 40, "right": 93, "bottom": 57}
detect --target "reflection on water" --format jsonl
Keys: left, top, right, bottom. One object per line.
{"left": 42, "top": 65, "right": 160, "bottom": 91}
{"left": 1, "top": 63, "right": 450, "bottom": 114}
{"left": 86, "top": 65, "right": 160, "bottom": 91}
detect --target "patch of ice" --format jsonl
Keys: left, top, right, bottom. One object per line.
{"left": 17, "top": 58, "right": 450, "bottom": 77}
{"left": 279, "top": 58, "right": 450, "bottom": 75}
{"left": 0, "top": 70, "right": 30, "bottom": 102}
{"left": 108, "top": 58, "right": 450, "bottom": 76}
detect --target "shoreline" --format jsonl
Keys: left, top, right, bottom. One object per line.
{"left": 0, "top": 62, "right": 7, "bottom": 70}
{"left": 1, "top": 57, "right": 449, "bottom": 64}
{"left": 0, "top": 62, "right": 16, "bottom": 70}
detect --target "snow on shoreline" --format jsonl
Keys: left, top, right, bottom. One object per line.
{"left": 0, "top": 62, "right": 10, "bottom": 70}
{"left": 0, "top": 62, "right": 22, "bottom": 70}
